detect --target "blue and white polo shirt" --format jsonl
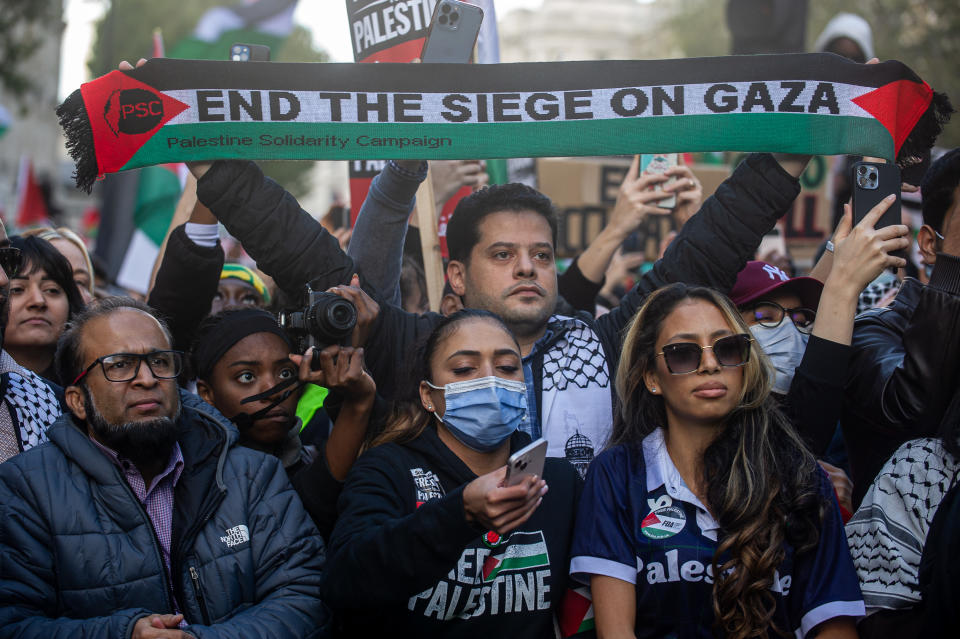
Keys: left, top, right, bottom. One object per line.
{"left": 569, "top": 428, "right": 864, "bottom": 638}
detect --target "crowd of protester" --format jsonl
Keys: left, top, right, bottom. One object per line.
{"left": 1, "top": 12, "right": 960, "bottom": 639}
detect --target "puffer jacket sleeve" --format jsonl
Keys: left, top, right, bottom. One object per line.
{"left": 0, "top": 465, "right": 152, "bottom": 639}
{"left": 186, "top": 454, "right": 328, "bottom": 639}
{"left": 196, "top": 160, "right": 357, "bottom": 300}
{"left": 321, "top": 447, "right": 479, "bottom": 608}
{"left": 595, "top": 153, "right": 800, "bottom": 357}
{"left": 147, "top": 224, "right": 224, "bottom": 353}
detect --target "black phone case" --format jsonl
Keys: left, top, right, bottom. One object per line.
{"left": 851, "top": 161, "right": 905, "bottom": 260}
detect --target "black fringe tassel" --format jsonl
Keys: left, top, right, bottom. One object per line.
{"left": 897, "top": 91, "right": 954, "bottom": 169}
{"left": 56, "top": 89, "right": 99, "bottom": 194}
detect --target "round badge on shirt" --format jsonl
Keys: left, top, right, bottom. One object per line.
{"left": 641, "top": 505, "right": 687, "bottom": 540}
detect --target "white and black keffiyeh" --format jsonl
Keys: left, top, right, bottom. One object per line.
{"left": 846, "top": 438, "right": 960, "bottom": 611}
{"left": 6, "top": 370, "right": 61, "bottom": 451}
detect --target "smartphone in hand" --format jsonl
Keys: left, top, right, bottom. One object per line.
{"left": 230, "top": 43, "right": 270, "bottom": 62}
{"left": 505, "top": 438, "right": 547, "bottom": 487}
{"left": 639, "top": 153, "right": 678, "bottom": 209}
{"left": 851, "top": 160, "right": 905, "bottom": 261}
{"left": 420, "top": 0, "right": 484, "bottom": 63}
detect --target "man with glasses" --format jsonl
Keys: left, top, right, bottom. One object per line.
{"left": 0, "top": 219, "right": 62, "bottom": 463}
{"left": 0, "top": 297, "right": 328, "bottom": 638}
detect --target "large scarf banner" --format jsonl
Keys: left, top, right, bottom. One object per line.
{"left": 58, "top": 54, "right": 951, "bottom": 192}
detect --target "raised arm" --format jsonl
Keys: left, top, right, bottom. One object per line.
{"left": 194, "top": 160, "right": 356, "bottom": 300}
{"left": 147, "top": 201, "right": 224, "bottom": 353}
{"left": 596, "top": 153, "right": 804, "bottom": 357}
{"left": 347, "top": 160, "right": 426, "bottom": 307}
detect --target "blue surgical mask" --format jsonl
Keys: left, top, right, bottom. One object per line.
{"left": 425, "top": 376, "right": 528, "bottom": 452}
{"left": 750, "top": 321, "right": 809, "bottom": 395}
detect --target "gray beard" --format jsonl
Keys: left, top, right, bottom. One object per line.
{"left": 83, "top": 386, "right": 181, "bottom": 467}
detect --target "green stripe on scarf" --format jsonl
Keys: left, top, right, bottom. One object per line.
{"left": 57, "top": 54, "right": 950, "bottom": 193}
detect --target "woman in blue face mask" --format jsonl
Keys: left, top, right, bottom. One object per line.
{"left": 321, "top": 309, "right": 583, "bottom": 638}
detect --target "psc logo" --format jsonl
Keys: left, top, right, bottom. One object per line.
{"left": 103, "top": 88, "right": 164, "bottom": 136}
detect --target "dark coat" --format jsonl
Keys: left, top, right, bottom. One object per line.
{"left": 0, "top": 391, "right": 328, "bottom": 639}
{"left": 322, "top": 427, "right": 582, "bottom": 637}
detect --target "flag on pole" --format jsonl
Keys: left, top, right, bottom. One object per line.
{"left": 168, "top": 0, "right": 298, "bottom": 60}
{"left": 115, "top": 162, "right": 188, "bottom": 293}
{"left": 14, "top": 157, "right": 50, "bottom": 230}
{"left": 113, "top": 29, "right": 188, "bottom": 294}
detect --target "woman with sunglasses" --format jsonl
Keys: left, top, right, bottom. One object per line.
{"left": 570, "top": 283, "right": 864, "bottom": 639}
{"left": 4, "top": 236, "right": 85, "bottom": 384}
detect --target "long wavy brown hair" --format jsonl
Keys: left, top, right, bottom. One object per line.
{"left": 613, "top": 284, "right": 822, "bottom": 638}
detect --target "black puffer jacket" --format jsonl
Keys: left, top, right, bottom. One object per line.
{"left": 843, "top": 253, "right": 960, "bottom": 506}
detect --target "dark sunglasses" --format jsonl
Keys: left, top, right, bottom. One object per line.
{"left": 0, "top": 246, "right": 22, "bottom": 278}
{"left": 657, "top": 333, "right": 752, "bottom": 375}
{"left": 745, "top": 301, "right": 816, "bottom": 334}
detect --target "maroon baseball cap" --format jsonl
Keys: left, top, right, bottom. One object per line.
{"left": 730, "top": 261, "right": 823, "bottom": 310}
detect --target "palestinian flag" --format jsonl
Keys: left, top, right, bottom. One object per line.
{"left": 559, "top": 586, "right": 596, "bottom": 637}
{"left": 115, "top": 162, "right": 187, "bottom": 293}
{"left": 168, "top": 0, "right": 298, "bottom": 61}
{"left": 101, "top": 30, "right": 188, "bottom": 294}
{"left": 481, "top": 530, "right": 550, "bottom": 583}
{"left": 58, "top": 54, "right": 951, "bottom": 193}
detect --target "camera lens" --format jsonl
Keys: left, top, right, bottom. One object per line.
{"left": 438, "top": 14, "right": 448, "bottom": 24}
{"left": 857, "top": 176, "right": 867, "bottom": 187}
{"left": 450, "top": 11, "right": 459, "bottom": 22}
{"left": 441, "top": 3, "right": 451, "bottom": 12}
{"left": 858, "top": 166, "right": 868, "bottom": 175}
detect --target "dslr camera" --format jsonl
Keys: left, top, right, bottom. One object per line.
{"left": 278, "top": 285, "right": 357, "bottom": 368}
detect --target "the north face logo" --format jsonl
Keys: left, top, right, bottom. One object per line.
{"left": 220, "top": 524, "right": 250, "bottom": 548}
{"left": 103, "top": 88, "right": 165, "bottom": 136}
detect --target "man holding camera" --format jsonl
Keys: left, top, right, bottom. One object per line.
{"left": 0, "top": 298, "right": 328, "bottom": 639}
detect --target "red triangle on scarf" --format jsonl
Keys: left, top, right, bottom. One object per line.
{"left": 853, "top": 79, "right": 933, "bottom": 156}
{"left": 81, "top": 70, "right": 188, "bottom": 176}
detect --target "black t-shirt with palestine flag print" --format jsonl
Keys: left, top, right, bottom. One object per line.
{"left": 322, "top": 425, "right": 582, "bottom": 638}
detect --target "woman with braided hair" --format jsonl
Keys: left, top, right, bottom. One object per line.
{"left": 569, "top": 283, "right": 863, "bottom": 638}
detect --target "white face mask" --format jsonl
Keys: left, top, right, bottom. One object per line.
{"left": 749, "top": 321, "right": 809, "bottom": 395}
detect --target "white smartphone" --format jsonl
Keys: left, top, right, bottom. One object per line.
{"left": 639, "top": 153, "right": 678, "bottom": 208}
{"left": 505, "top": 438, "right": 548, "bottom": 487}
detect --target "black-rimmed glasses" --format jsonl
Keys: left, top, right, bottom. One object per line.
{"left": 745, "top": 301, "right": 816, "bottom": 334}
{"left": 0, "top": 246, "right": 22, "bottom": 278}
{"left": 657, "top": 334, "right": 752, "bottom": 375}
{"left": 72, "top": 351, "right": 184, "bottom": 386}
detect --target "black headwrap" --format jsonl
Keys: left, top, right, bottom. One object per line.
{"left": 191, "top": 308, "right": 292, "bottom": 381}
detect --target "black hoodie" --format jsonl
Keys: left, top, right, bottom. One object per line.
{"left": 322, "top": 426, "right": 582, "bottom": 637}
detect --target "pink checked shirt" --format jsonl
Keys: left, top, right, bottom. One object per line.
{"left": 91, "top": 437, "right": 185, "bottom": 616}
